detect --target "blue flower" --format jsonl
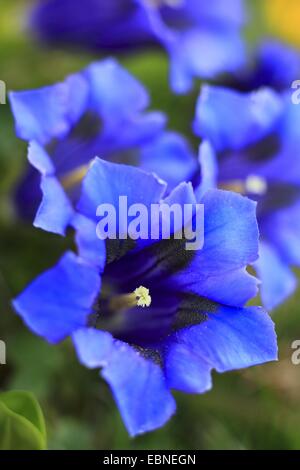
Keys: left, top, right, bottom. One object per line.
{"left": 30, "top": 0, "right": 247, "bottom": 93}
{"left": 9, "top": 58, "right": 196, "bottom": 234}
{"left": 194, "top": 84, "right": 300, "bottom": 309}
{"left": 13, "top": 158, "right": 277, "bottom": 436}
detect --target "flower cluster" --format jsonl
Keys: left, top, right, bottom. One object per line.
{"left": 10, "top": 0, "right": 300, "bottom": 437}
{"left": 194, "top": 63, "right": 300, "bottom": 310}
{"left": 10, "top": 59, "right": 196, "bottom": 233}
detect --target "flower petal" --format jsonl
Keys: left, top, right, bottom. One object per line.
{"left": 195, "top": 140, "right": 218, "bottom": 200}
{"left": 169, "top": 189, "right": 259, "bottom": 304}
{"left": 27, "top": 140, "right": 55, "bottom": 175}
{"left": 169, "top": 28, "right": 246, "bottom": 94}
{"left": 255, "top": 41, "right": 300, "bottom": 90}
{"left": 34, "top": 175, "right": 74, "bottom": 235}
{"left": 77, "top": 157, "right": 167, "bottom": 225}
{"left": 200, "top": 189, "right": 259, "bottom": 270}
{"left": 261, "top": 201, "right": 300, "bottom": 268}
{"left": 140, "top": 132, "right": 197, "bottom": 190}
{"left": 9, "top": 73, "right": 88, "bottom": 144}
{"left": 72, "top": 213, "right": 106, "bottom": 271}
{"left": 193, "top": 85, "right": 283, "bottom": 151}
{"left": 254, "top": 241, "right": 297, "bottom": 310}
{"left": 165, "top": 304, "right": 277, "bottom": 393}
{"left": 84, "top": 59, "right": 149, "bottom": 123}
{"left": 31, "top": 0, "right": 156, "bottom": 51}
{"left": 13, "top": 252, "right": 100, "bottom": 343}
{"left": 73, "top": 328, "right": 176, "bottom": 436}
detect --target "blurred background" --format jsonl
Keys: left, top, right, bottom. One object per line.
{"left": 1, "top": 0, "right": 300, "bottom": 450}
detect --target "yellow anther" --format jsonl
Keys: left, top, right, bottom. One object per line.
{"left": 61, "top": 164, "right": 90, "bottom": 190}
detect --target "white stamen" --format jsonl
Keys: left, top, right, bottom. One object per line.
{"left": 245, "top": 175, "right": 268, "bottom": 195}
{"left": 134, "top": 286, "right": 152, "bottom": 308}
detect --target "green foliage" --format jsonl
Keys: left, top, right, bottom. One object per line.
{"left": 0, "top": 390, "right": 46, "bottom": 449}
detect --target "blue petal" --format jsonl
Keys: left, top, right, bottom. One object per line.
{"left": 26, "top": 140, "right": 74, "bottom": 234}
{"left": 34, "top": 175, "right": 74, "bottom": 235}
{"left": 169, "top": 28, "right": 246, "bottom": 93}
{"left": 27, "top": 140, "right": 55, "bottom": 175}
{"left": 163, "top": 181, "right": 197, "bottom": 207}
{"left": 31, "top": 0, "right": 156, "bottom": 50}
{"left": 254, "top": 242, "right": 297, "bottom": 310}
{"left": 85, "top": 59, "right": 149, "bottom": 123}
{"left": 72, "top": 328, "right": 114, "bottom": 368}
{"left": 13, "top": 252, "right": 100, "bottom": 343}
{"left": 139, "top": 132, "right": 197, "bottom": 190}
{"left": 193, "top": 85, "right": 283, "bottom": 151}
{"left": 83, "top": 59, "right": 167, "bottom": 148}
{"left": 197, "top": 189, "right": 259, "bottom": 272}
{"left": 72, "top": 213, "right": 106, "bottom": 271}
{"left": 170, "top": 263, "right": 259, "bottom": 308}
{"left": 178, "top": 189, "right": 256, "bottom": 268}
{"left": 164, "top": 340, "right": 212, "bottom": 393}
{"left": 77, "top": 157, "right": 167, "bottom": 225}
{"left": 280, "top": 92, "right": 300, "bottom": 145}
{"left": 131, "top": 180, "right": 198, "bottom": 253}
{"left": 256, "top": 41, "right": 300, "bottom": 90}
{"left": 187, "top": 0, "right": 246, "bottom": 26}
{"left": 73, "top": 328, "right": 176, "bottom": 436}
{"left": 9, "top": 73, "right": 88, "bottom": 144}
{"left": 160, "top": 181, "right": 198, "bottom": 236}
{"left": 168, "top": 189, "right": 259, "bottom": 306}
{"left": 164, "top": 304, "right": 277, "bottom": 393}
{"left": 195, "top": 140, "right": 218, "bottom": 200}
{"left": 261, "top": 201, "right": 300, "bottom": 267}
{"left": 192, "top": 268, "right": 258, "bottom": 307}
{"left": 100, "top": 111, "right": 167, "bottom": 151}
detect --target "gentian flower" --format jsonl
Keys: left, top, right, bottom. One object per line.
{"left": 30, "top": 0, "right": 247, "bottom": 93}
{"left": 13, "top": 158, "right": 277, "bottom": 436}
{"left": 194, "top": 84, "right": 300, "bottom": 310}
{"left": 9, "top": 58, "right": 196, "bottom": 233}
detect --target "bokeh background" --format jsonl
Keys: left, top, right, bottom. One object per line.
{"left": 1, "top": 0, "right": 300, "bottom": 450}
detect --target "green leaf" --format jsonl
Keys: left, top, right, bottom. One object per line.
{"left": 0, "top": 390, "right": 47, "bottom": 450}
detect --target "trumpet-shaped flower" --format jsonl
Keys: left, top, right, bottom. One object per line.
{"left": 9, "top": 59, "right": 196, "bottom": 234}
{"left": 194, "top": 84, "right": 300, "bottom": 309}
{"left": 13, "top": 158, "right": 277, "bottom": 436}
